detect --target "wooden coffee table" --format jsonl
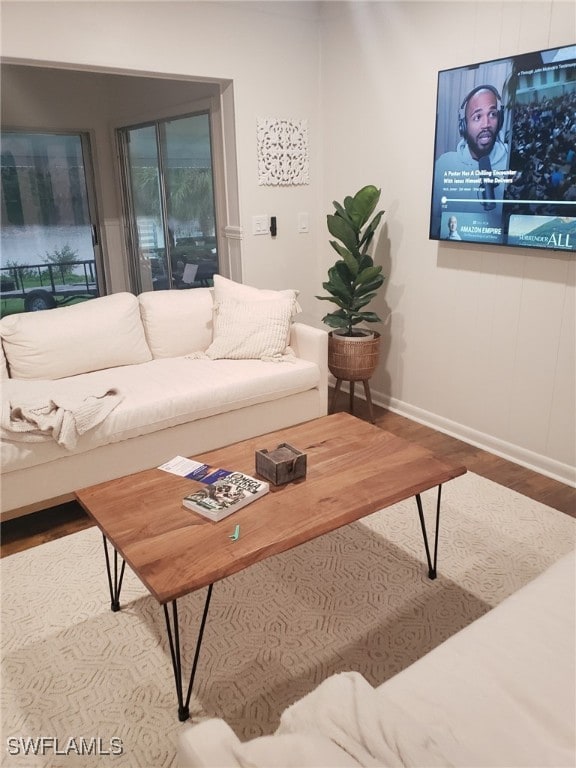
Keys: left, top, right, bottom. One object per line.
{"left": 76, "top": 412, "right": 466, "bottom": 721}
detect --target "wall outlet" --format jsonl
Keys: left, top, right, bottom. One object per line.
{"left": 253, "top": 215, "right": 269, "bottom": 235}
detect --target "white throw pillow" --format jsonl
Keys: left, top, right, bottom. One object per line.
{"left": 212, "top": 275, "right": 300, "bottom": 316}
{"left": 202, "top": 298, "right": 294, "bottom": 360}
{"left": 138, "top": 288, "right": 213, "bottom": 358}
{"left": 0, "top": 293, "right": 152, "bottom": 380}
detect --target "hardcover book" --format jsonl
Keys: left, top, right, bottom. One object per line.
{"left": 158, "top": 455, "right": 269, "bottom": 521}
{"left": 182, "top": 466, "right": 269, "bottom": 522}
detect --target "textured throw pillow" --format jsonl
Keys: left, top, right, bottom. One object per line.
{"left": 201, "top": 298, "right": 294, "bottom": 360}
{"left": 212, "top": 275, "right": 301, "bottom": 316}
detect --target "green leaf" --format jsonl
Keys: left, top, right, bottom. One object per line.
{"left": 342, "top": 195, "right": 355, "bottom": 214}
{"left": 356, "top": 311, "right": 381, "bottom": 323}
{"left": 359, "top": 210, "right": 384, "bottom": 249}
{"left": 340, "top": 250, "right": 359, "bottom": 276}
{"left": 357, "top": 253, "right": 375, "bottom": 272}
{"left": 321, "top": 272, "right": 347, "bottom": 294}
{"left": 319, "top": 297, "right": 347, "bottom": 311}
{"left": 355, "top": 276, "right": 384, "bottom": 296}
{"left": 329, "top": 241, "right": 357, "bottom": 276}
{"left": 351, "top": 292, "right": 378, "bottom": 310}
{"left": 332, "top": 201, "right": 356, "bottom": 231}
{"left": 319, "top": 284, "right": 342, "bottom": 299}
{"left": 317, "top": 294, "right": 344, "bottom": 306}
{"left": 326, "top": 265, "right": 353, "bottom": 299}
{"left": 348, "top": 186, "right": 381, "bottom": 229}
{"left": 322, "top": 313, "right": 349, "bottom": 330}
{"left": 357, "top": 265, "right": 382, "bottom": 285}
{"left": 343, "top": 195, "right": 362, "bottom": 229}
{"left": 334, "top": 260, "right": 355, "bottom": 287}
{"left": 320, "top": 285, "right": 348, "bottom": 304}
{"left": 327, "top": 214, "right": 358, "bottom": 253}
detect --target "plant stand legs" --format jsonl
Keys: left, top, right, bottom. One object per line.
{"left": 331, "top": 379, "right": 375, "bottom": 424}
{"left": 362, "top": 380, "right": 375, "bottom": 423}
{"left": 330, "top": 379, "right": 344, "bottom": 414}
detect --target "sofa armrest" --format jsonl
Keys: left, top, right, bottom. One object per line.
{"left": 289, "top": 323, "right": 328, "bottom": 415}
{"left": 0, "top": 339, "right": 9, "bottom": 379}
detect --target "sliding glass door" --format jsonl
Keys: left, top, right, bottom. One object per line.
{"left": 0, "top": 131, "right": 101, "bottom": 315}
{"left": 118, "top": 112, "right": 218, "bottom": 293}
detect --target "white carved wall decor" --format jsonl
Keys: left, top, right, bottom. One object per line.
{"left": 257, "top": 118, "right": 309, "bottom": 185}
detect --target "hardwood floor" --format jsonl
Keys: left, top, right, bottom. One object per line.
{"left": 1, "top": 401, "right": 574, "bottom": 558}
{"left": 369, "top": 403, "right": 575, "bottom": 517}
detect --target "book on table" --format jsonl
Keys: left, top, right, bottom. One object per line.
{"left": 158, "top": 455, "right": 269, "bottom": 522}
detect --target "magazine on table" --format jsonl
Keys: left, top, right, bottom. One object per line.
{"left": 158, "top": 455, "right": 269, "bottom": 521}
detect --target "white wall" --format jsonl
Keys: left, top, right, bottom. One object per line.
{"left": 320, "top": 1, "right": 575, "bottom": 484}
{"left": 1, "top": 0, "right": 574, "bottom": 483}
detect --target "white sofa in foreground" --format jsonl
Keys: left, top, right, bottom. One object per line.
{"left": 179, "top": 549, "right": 576, "bottom": 767}
{"left": 0, "top": 276, "right": 327, "bottom": 520}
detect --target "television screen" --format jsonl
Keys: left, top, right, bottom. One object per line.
{"left": 429, "top": 44, "right": 576, "bottom": 252}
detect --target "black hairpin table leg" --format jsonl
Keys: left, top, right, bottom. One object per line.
{"left": 415, "top": 484, "right": 442, "bottom": 580}
{"left": 163, "top": 583, "right": 214, "bottom": 722}
{"left": 102, "top": 534, "right": 126, "bottom": 612}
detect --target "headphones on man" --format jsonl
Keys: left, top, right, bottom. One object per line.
{"left": 458, "top": 84, "right": 503, "bottom": 138}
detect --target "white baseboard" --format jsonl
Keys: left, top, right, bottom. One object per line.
{"left": 331, "top": 379, "right": 576, "bottom": 488}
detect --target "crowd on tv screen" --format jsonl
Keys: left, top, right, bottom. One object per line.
{"left": 506, "top": 91, "right": 576, "bottom": 215}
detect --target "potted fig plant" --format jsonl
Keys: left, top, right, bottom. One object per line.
{"left": 317, "top": 184, "right": 385, "bottom": 389}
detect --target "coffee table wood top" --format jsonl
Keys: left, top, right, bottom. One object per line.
{"left": 76, "top": 413, "right": 466, "bottom": 604}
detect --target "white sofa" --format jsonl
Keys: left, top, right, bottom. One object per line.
{"left": 0, "top": 276, "right": 328, "bottom": 520}
{"left": 179, "top": 549, "right": 575, "bottom": 767}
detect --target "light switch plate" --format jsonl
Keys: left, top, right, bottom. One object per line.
{"left": 253, "top": 215, "right": 268, "bottom": 235}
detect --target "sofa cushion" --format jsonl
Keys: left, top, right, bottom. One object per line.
{"left": 1, "top": 356, "right": 321, "bottom": 472}
{"left": 138, "top": 288, "right": 213, "bottom": 358}
{"left": 202, "top": 298, "right": 294, "bottom": 360}
{"left": 0, "top": 293, "right": 152, "bottom": 380}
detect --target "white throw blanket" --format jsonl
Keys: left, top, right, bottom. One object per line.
{"left": 1, "top": 386, "right": 123, "bottom": 450}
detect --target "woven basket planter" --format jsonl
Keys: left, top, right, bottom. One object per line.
{"left": 328, "top": 331, "right": 381, "bottom": 381}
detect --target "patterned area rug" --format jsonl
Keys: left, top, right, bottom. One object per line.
{"left": 2, "top": 472, "right": 574, "bottom": 768}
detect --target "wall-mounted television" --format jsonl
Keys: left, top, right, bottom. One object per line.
{"left": 429, "top": 44, "right": 576, "bottom": 252}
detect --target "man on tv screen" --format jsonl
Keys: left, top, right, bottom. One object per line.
{"left": 431, "top": 84, "right": 510, "bottom": 242}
